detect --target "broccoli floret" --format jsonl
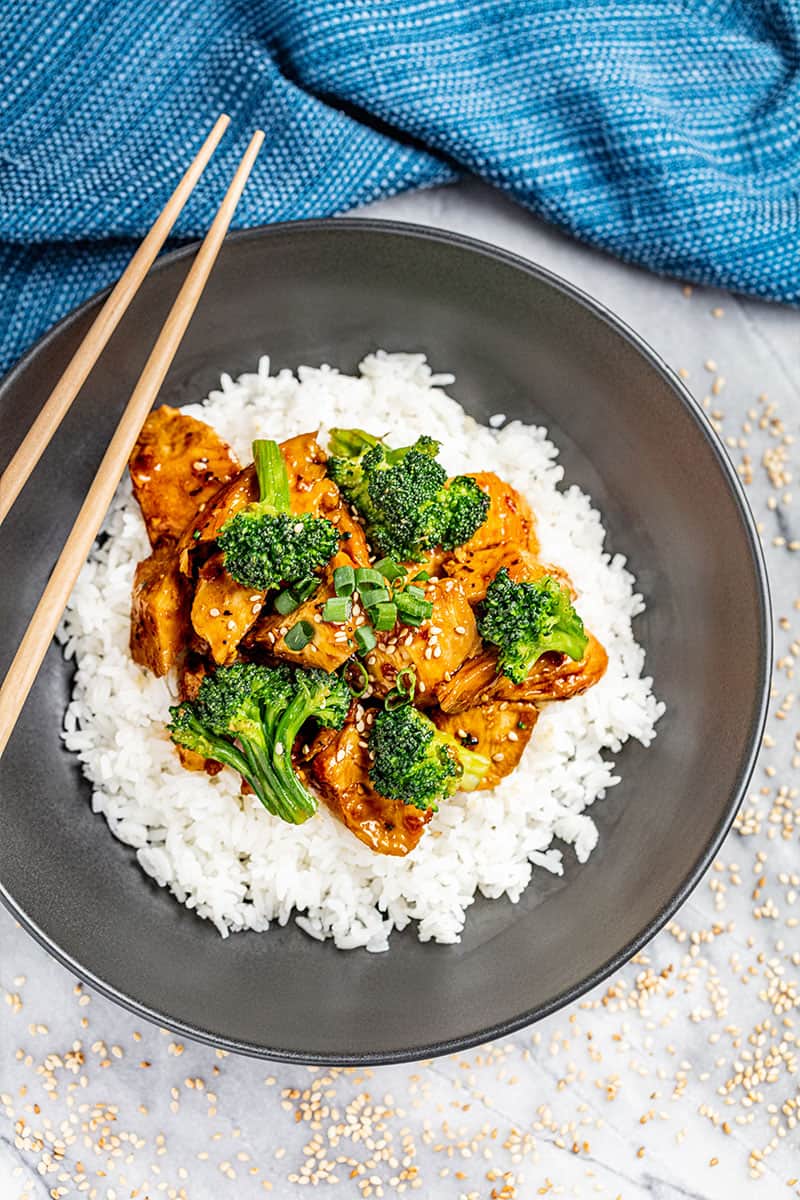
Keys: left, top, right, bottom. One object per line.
{"left": 167, "top": 662, "right": 349, "bottom": 825}
{"left": 368, "top": 705, "right": 490, "bottom": 812}
{"left": 439, "top": 474, "right": 492, "bottom": 550}
{"left": 478, "top": 568, "right": 589, "bottom": 684}
{"left": 327, "top": 428, "right": 489, "bottom": 561}
{"left": 218, "top": 439, "right": 338, "bottom": 591}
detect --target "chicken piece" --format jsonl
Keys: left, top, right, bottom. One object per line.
{"left": 298, "top": 475, "right": 371, "bottom": 562}
{"left": 431, "top": 703, "right": 537, "bottom": 790}
{"left": 365, "top": 578, "right": 481, "bottom": 706}
{"left": 177, "top": 432, "right": 369, "bottom": 574}
{"left": 443, "top": 544, "right": 553, "bottom": 604}
{"left": 437, "top": 633, "right": 608, "bottom": 713}
{"left": 130, "top": 550, "right": 190, "bottom": 677}
{"left": 436, "top": 473, "right": 538, "bottom": 601}
{"left": 443, "top": 548, "right": 574, "bottom": 605}
{"left": 174, "top": 657, "right": 224, "bottom": 775}
{"left": 177, "top": 465, "right": 258, "bottom": 573}
{"left": 456, "top": 472, "right": 537, "bottom": 556}
{"left": 189, "top": 551, "right": 266, "bottom": 665}
{"left": 273, "top": 432, "right": 371, "bottom": 561}
{"left": 491, "top": 633, "right": 607, "bottom": 702}
{"left": 435, "top": 652, "right": 501, "bottom": 712}
{"left": 274, "top": 432, "right": 372, "bottom": 563}
{"left": 129, "top": 406, "right": 239, "bottom": 548}
{"left": 247, "top": 552, "right": 361, "bottom": 673}
{"left": 281, "top": 430, "right": 327, "bottom": 488}
{"left": 309, "top": 722, "right": 433, "bottom": 856}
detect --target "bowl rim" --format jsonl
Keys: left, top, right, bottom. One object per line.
{"left": 0, "top": 217, "right": 773, "bottom": 1064}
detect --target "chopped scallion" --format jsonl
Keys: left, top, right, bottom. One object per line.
{"left": 396, "top": 667, "right": 417, "bottom": 702}
{"left": 385, "top": 669, "right": 417, "bottom": 709}
{"left": 322, "top": 596, "right": 351, "bottom": 624}
{"left": 333, "top": 565, "right": 355, "bottom": 596}
{"left": 294, "top": 577, "right": 319, "bottom": 603}
{"left": 274, "top": 589, "right": 299, "bottom": 615}
{"left": 360, "top": 585, "right": 391, "bottom": 609}
{"left": 355, "top": 567, "right": 385, "bottom": 588}
{"left": 372, "top": 601, "right": 397, "bottom": 631}
{"left": 396, "top": 592, "right": 433, "bottom": 621}
{"left": 285, "top": 620, "right": 314, "bottom": 650}
{"left": 374, "top": 557, "right": 405, "bottom": 582}
{"left": 355, "top": 625, "right": 377, "bottom": 655}
{"left": 347, "top": 659, "right": 370, "bottom": 696}
{"left": 406, "top": 585, "right": 426, "bottom": 601}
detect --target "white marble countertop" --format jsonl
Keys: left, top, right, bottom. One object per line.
{"left": 2, "top": 181, "right": 799, "bottom": 1200}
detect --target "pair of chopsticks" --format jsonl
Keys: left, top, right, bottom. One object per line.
{"left": 0, "top": 114, "right": 264, "bottom": 757}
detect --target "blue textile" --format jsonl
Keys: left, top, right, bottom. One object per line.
{"left": 2, "top": 0, "right": 799, "bottom": 376}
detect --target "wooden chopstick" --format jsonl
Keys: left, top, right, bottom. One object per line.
{"left": 0, "top": 113, "right": 231, "bottom": 528}
{"left": 0, "top": 128, "right": 265, "bottom": 759}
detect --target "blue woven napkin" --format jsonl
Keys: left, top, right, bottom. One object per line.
{"left": 2, "top": 0, "right": 799, "bottom": 377}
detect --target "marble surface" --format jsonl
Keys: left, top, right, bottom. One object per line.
{"left": 2, "top": 180, "right": 799, "bottom": 1200}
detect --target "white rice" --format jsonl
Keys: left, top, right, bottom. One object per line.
{"left": 58, "top": 352, "right": 664, "bottom": 952}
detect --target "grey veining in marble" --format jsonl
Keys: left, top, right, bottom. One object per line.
{"left": 1, "top": 180, "right": 799, "bottom": 1200}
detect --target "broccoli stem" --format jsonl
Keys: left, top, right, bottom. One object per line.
{"left": 544, "top": 627, "right": 588, "bottom": 662}
{"left": 186, "top": 721, "right": 253, "bottom": 781}
{"left": 451, "top": 742, "right": 491, "bottom": 792}
{"left": 327, "top": 428, "right": 380, "bottom": 460}
{"left": 170, "top": 711, "right": 277, "bottom": 808}
{"left": 253, "top": 438, "right": 290, "bottom": 514}
{"left": 271, "top": 694, "right": 321, "bottom": 822}
{"left": 238, "top": 737, "right": 300, "bottom": 824}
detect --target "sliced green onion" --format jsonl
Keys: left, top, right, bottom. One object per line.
{"left": 374, "top": 557, "right": 405, "bottom": 582}
{"left": 399, "top": 612, "right": 424, "bottom": 627}
{"left": 285, "top": 620, "right": 314, "bottom": 650}
{"left": 355, "top": 625, "right": 377, "bottom": 656}
{"left": 396, "top": 592, "right": 433, "bottom": 621}
{"left": 322, "top": 596, "right": 351, "bottom": 624}
{"left": 355, "top": 567, "right": 385, "bottom": 588}
{"left": 385, "top": 669, "right": 416, "bottom": 710}
{"left": 396, "top": 667, "right": 416, "bottom": 702}
{"left": 274, "top": 589, "right": 299, "bottom": 615}
{"left": 360, "top": 585, "right": 391, "bottom": 609}
{"left": 294, "top": 577, "right": 319, "bottom": 603}
{"left": 412, "top": 570, "right": 429, "bottom": 582}
{"left": 406, "top": 585, "right": 426, "bottom": 601}
{"left": 346, "top": 659, "right": 370, "bottom": 697}
{"left": 372, "top": 601, "right": 397, "bottom": 631}
{"left": 333, "top": 565, "right": 356, "bottom": 596}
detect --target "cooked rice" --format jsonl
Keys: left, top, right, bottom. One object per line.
{"left": 58, "top": 353, "right": 664, "bottom": 952}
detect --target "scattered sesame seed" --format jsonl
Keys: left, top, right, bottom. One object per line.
{"left": 4, "top": 332, "right": 800, "bottom": 1197}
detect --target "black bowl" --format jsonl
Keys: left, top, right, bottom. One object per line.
{"left": 0, "top": 221, "right": 770, "bottom": 1063}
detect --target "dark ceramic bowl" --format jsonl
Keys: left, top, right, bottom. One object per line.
{"left": 0, "top": 221, "right": 770, "bottom": 1063}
